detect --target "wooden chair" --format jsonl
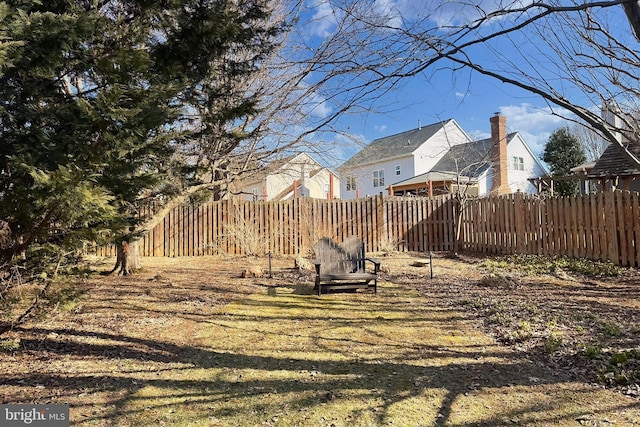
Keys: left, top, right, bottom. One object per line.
{"left": 312, "top": 236, "right": 380, "bottom": 296}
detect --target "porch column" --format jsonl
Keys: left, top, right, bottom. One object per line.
{"left": 329, "top": 173, "right": 335, "bottom": 199}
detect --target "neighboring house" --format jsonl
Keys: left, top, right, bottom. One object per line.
{"left": 233, "top": 152, "right": 340, "bottom": 201}
{"left": 339, "top": 114, "right": 546, "bottom": 198}
{"left": 545, "top": 143, "right": 640, "bottom": 195}
{"left": 587, "top": 101, "right": 640, "bottom": 192}
{"left": 585, "top": 143, "right": 640, "bottom": 192}
{"left": 553, "top": 103, "right": 640, "bottom": 194}
{"left": 339, "top": 119, "right": 471, "bottom": 198}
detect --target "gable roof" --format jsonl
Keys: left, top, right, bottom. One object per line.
{"left": 429, "top": 132, "right": 517, "bottom": 178}
{"left": 588, "top": 142, "right": 640, "bottom": 177}
{"left": 431, "top": 136, "right": 491, "bottom": 178}
{"left": 392, "top": 133, "right": 518, "bottom": 186}
{"left": 391, "top": 131, "right": 546, "bottom": 190}
{"left": 340, "top": 119, "right": 454, "bottom": 169}
{"left": 238, "top": 152, "right": 325, "bottom": 186}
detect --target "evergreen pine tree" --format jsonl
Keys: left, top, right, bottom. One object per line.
{"left": 0, "top": 1, "right": 284, "bottom": 275}
{"left": 542, "top": 127, "right": 587, "bottom": 196}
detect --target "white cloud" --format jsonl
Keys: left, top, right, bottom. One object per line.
{"left": 294, "top": 81, "right": 333, "bottom": 119}
{"left": 307, "top": 0, "right": 403, "bottom": 38}
{"left": 308, "top": 0, "right": 338, "bottom": 38}
{"left": 314, "top": 131, "right": 366, "bottom": 168}
{"left": 467, "top": 129, "right": 490, "bottom": 141}
{"left": 371, "top": 0, "right": 403, "bottom": 28}
{"left": 306, "top": 92, "right": 333, "bottom": 119}
{"left": 499, "top": 103, "right": 571, "bottom": 155}
{"left": 466, "top": 103, "right": 572, "bottom": 156}
{"left": 395, "top": 0, "right": 534, "bottom": 28}
{"left": 374, "top": 124, "right": 388, "bottom": 133}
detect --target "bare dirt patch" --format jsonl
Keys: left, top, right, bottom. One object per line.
{"left": 0, "top": 253, "right": 639, "bottom": 426}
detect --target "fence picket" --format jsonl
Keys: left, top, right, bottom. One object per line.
{"left": 92, "top": 192, "right": 638, "bottom": 266}
{"left": 633, "top": 193, "right": 640, "bottom": 266}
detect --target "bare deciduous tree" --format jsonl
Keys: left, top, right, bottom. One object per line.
{"left": 285, "top": 0, "right": 640, "bottom": 168}
{"left": 571, "top": 123, "right": 609, "bottom": 162}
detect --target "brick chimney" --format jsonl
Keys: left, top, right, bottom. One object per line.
{"left": 490, "top": 113, "right": 511, "bottom": 194}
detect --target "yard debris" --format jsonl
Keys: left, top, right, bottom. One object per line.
{"left": 294, "top": 256, "right": 313, "bottom": 271}
{"left": 410, "top": 260, "right": 430, "bottom": 267}
{"left": 575, "top": 414, "right": 595, "bottom": 425}
{"left": 320, "top": 391, "right": 336, "bottom": 402}
{"left": 476, "top": 273, "right": 519, "bottom": 289}
{"left": 240, "top": 266, "right": 263, "bottom": 278}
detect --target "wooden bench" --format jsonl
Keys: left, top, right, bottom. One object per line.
{"left": 312, "top": 236, "right": 380, "bottom": 296}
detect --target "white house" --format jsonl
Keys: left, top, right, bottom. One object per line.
{"left": 234, "top": 152, "right": 340, "bottom": 201}
{"left": 339, "top": 114, "right": 546, "bottom": 198}
{"left": 339, "top": 119, "right": 472, "bottom": 198}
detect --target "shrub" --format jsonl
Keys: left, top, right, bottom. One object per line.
{"left": 582, "top": 344, "right": 602, "bottom": 359}
{"left": 544, "top": 332, "right": 563, "bottom": 353}
{"left": 0, "top": 339, "right": 20, "bottom": 352}
{"left": 482, "top": 255, "right": 622, "bottom": 277}
{"left": 599, "top": 321, "right": 622, "bottom": 337}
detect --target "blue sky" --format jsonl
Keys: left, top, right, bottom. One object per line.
{"left": 292, "top": 0, "right": 634, "bottom": 168}
{"left": 334, "top": 67, "right": 571, "bottom": 156}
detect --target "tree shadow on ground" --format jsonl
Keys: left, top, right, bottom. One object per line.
{"left": 1, "top": 256, "right": 639, "bottom": 426}
{"left": 3, "top": 325, "right": 630, "bottom": 426}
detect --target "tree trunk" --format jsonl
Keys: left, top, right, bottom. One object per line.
{"left": 106, "top": 183, "right": 217, "bottom": 276}
{"left": 453, "top": 197, "right": 464, "bottom": 255}
{"left": 110, "top": 241, "right": 141, "bottom": 276}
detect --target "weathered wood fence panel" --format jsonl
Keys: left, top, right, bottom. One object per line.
{"left": 94, "top": 194, "right": 457, "bottom": 257}
{"left": 459, "top": 191, "right": 640, "bottom": 266}
{"left": 94, "top": 191, "right": 640, "bottom": 266}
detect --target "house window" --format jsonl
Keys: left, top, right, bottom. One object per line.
{"left": 373, "top": 169, "right": 385, "bottom": 187}
{"left": 346, "top": 176, "right": 356, "bottom": 191}
{"left": 512, "top": 156, "right": 524, "bottom": 171}
{"left": 395, "top": 165, "right": 401, "bottom": 176}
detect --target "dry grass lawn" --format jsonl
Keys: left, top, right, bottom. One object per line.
{"left": 1, "top": 253, "right": 639, "bottom": 426}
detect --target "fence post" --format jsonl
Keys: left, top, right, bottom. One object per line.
{"left": 514, "top": 192, "right": 525, "bottom": 253}
{"left": 376, "top": 194, "right": 385, "bottom": 252}
{"left": 605, "top": 191, "right": 619, "bottom": 264}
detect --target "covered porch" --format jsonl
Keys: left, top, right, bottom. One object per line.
{"left": 387, "top": 171, "right": 479, "bottom": 197}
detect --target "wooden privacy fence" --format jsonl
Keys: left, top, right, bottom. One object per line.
{"left": 460, "top": 191, "right": 640, "bottom": 266}
{"left": 94, "top": 191, "right": 640, "bottom": 266}
{"left": 95, "top": 194, "right": 457, "bottom": 258}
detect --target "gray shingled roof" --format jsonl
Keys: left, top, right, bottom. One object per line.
{"left": 340, "top": 120, "right": 452, "bottom": 169}
{"left": 390, "top": 133, "right": 521, "bottom": 188}
{"left": 430, "top": 133, "right": 517, "bottom": 177}
{"left": 588, "top": 142, "right": 640, "bottom": 177}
